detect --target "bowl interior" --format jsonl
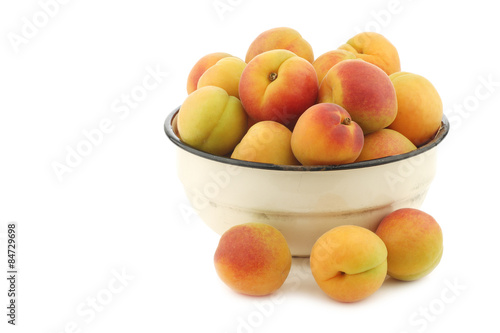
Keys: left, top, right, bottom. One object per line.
{"left": 164, "top": 106, "right": 450, "bottom": 171}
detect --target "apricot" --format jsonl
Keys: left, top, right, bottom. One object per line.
{"left": 388, "top": 72, "right": 443, "bottom": 147}
{"left": 291, "top": 103, "right": 364, "bottom": 165}
{"left": 338, "top": 32, "right": 401, "bottom": 75}
{"left": 312, "top": 49, "right": 356, "bottom": 85}
{"left": 355, "top": 129, "right": 417, "bottom": 162}
{"left": 246, "top": 116, "right": 258, "bottom": 131}
{"left": 186, "top": 52, "right": 232, "bottom": 94}
{"left": 177, "top": 86, "right": 247, "bottom": 156}
{"left": 310, "top": 225, "right": 388, "bottom": 302}
{"left": 245, "top": 27, "right": 314, "bottom": 63}
{"left": 376, "top": 208, "right": 443, "bottom": 281}
{"left": 231, "top": 121, "right": 300, "bottom": 165}
{"left": 197, "top": 56, "right": 246, "bottom": 98}
{"left": 214, "top": 223, "right": 292, "bottom": 296}
{"left": 239, "top": 49, "right": 318, "bottom": 128}
{"left": 318, "top": 59, "right": 398, "bottom": 134}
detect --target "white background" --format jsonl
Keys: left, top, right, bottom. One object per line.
{"left": 1, "top": 0, "right": 499, "bottom": 332}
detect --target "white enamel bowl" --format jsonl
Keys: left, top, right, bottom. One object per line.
{"left": 165, "top": 108, "right": 449, "bottom": 257}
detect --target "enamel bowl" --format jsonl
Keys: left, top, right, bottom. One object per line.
{"left": 165, "top": 107, "right": 449, "bottom": 256}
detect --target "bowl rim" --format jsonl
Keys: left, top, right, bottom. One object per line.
{"left": 164, "top": 106, "right": 449, "bottom": 172}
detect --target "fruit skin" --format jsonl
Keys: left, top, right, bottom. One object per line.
{"left": 245, "top": 27, "right": 314, "bottom": 64}
{"left": 388, "top": 72, "right": 443, "bottom": 147}
{"left": 291, "top": 103, "right": 364, "bottom": 165}
{"left": 231, "top": 121, "right": 300, "bottom": 165}
{"left": 310, "top": 225, "right": 388, "bottom": 303}
{"left": 375, "top": 208, "right": 443, "bottom": 281}
{"left": 355, "top": 128, "right": 417, "bottom": 162}
{"left": 338, "top": 32, "right": 401, "bottom": 75}
{"left": 177, "top": 86, "right": 247, "bottom": 156}
{"left": 197, "top": 56, "right": 247, "bottom": 98}
{"left": 186, "top": 52, "right": 232, "bottom": 94}
{"left": 239, "top": 49, "right": 319, "bottom": 128}
{"left": 214, "top": 223, "right": 292, "bottom": 296}
{"left": 246, "top": 116, "right": 258, "bottom": 131}
{"left": 312, "top": 49, "right": 356, "bottom": 85}
{"left": 318, "top": 59, "right": 398, "bottom": 134}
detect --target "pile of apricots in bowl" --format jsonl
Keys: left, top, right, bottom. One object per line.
{"left": 174, "top": 27, "right": 444, "bottom": 167}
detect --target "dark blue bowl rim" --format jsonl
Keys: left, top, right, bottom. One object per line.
{"left": 164, "top": 106, "right": 449, "bottom": 171}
